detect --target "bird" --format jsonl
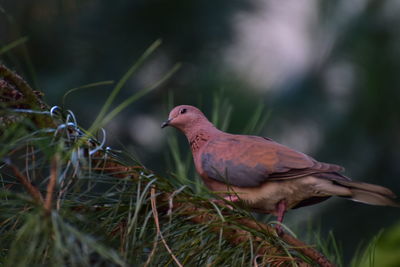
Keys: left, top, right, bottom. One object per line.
{"left": 161, "top": 105, "right": 399, "bottom": 232}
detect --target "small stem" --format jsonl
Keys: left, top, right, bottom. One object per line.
{"left": 45, "top": 155, "right": 59, "bottom": 213}
{"left": 150, "top": 187, "right": 183, "bottom": 267}
{"left": 7, "top": 162, "right": 43, "bottom": 204}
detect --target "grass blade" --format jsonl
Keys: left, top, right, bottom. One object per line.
{"left": 0, "top": 36, "right": 29, "bottom": 55}
{"left": 90, "top": 39, "right": 162, "bottom": 132}
{"left": 62, "top": 80, "right": 114, "bottom": 108}
{"left": 100, "top": 63, "right": 181, "bottom": 127}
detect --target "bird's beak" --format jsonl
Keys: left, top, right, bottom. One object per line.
{"left": 161, "top": 119, "right": 171, "bottom": 128}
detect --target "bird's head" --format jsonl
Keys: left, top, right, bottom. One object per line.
{"left": 161, "top": 105, "right": 211, "bottom": 133}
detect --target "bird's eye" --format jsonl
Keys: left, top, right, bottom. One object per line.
{"left": 180, "top": 108, "right": 187, "bottom": 114}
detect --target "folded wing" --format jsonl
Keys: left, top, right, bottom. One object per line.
{"left": 201, "top": 135, "right": 346, "bottom": 187}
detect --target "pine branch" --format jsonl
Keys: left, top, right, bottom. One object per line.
{"left": 0, "top": 64, "right": 53, "bottom": 128}
{"left": 0, "top": 64, "right": 38, "bottom": 106}
{"left": 158, "top": 190, "right": 335, "bottom": 267}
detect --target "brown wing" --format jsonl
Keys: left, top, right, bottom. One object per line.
{"left": 201, "top": 135, "right": 346, "bottom": 187}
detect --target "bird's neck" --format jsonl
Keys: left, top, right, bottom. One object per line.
{"left": 189, "top": 131, "right": 210, "bottom": 152}
{"left": 184, "top": 124, "right": 220, "bottom": 153}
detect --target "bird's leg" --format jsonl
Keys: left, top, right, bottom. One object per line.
{"left": 275, "top": 200, "right": 287, "bottom": 235}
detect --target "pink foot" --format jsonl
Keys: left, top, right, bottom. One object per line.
{"left": 223, "top": 195, "right": 239, "bottom": 202}
{"left": 212, "top": 195, "right": 239, "bottom": 210}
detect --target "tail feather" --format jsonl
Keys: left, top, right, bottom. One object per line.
{"left": 348, "top": 188, "right": 400, "bottom": 207}
{"left": 333, "top": 179, "right": 397, "bottom": 198}
{"left": 333, "top": 179, "right": 399, "bottom": 207}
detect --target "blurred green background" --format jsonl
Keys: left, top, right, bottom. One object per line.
{"left": 1, "top": 0, "right": 400, "bottom": 264}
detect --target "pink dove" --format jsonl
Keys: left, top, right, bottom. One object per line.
{"left": 162, "top": 105, "right": 399, "bottom": 232}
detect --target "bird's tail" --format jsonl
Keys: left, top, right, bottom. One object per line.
{"left": 332, "top": 179, "right": 400, "bottom": 207}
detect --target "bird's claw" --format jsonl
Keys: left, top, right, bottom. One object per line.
{"left": 223, "top": 195, "right": 239, "bottom": 202}
{"left": 274, "top": 224, "right": 284, "bottom": 236}
{"left": 211, "top": 195, "right": 239, "bottom": 210}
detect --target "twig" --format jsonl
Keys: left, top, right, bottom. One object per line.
{"left": 25, "top": 145, "right": 31, "bottom": 182}
{"left": 150, "top": 187, "right": 183, "bottom": 267}
{"left": 143, "top": 232, "right": 160, "bottom": 267}
{"left": 6, "top": 162, "right": 43, "bottom": 203}
{"left": 45, "top": 155, "right": 58, "bottom": 213}
{"left": 253, "top": 254, "right": 260, "bottom": 267}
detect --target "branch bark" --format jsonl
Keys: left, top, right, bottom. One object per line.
{"left": 0, "top": 64, "right": 42, "bottom": 108}
{"left": 0, "top": 64, "right": 53, "bottom": 128}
